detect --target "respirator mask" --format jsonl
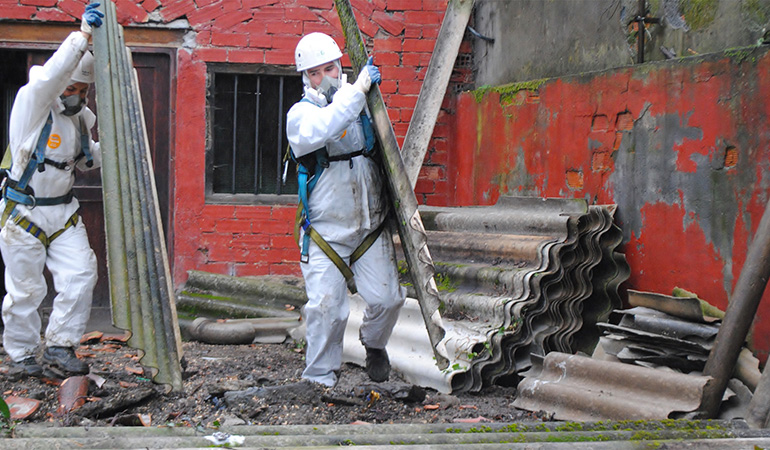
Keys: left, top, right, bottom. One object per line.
{"left": 317, "top": 75, "right": 340, "bottom": 104}
{"left": 60, "top": 94, "right": 86, "bottom": 116}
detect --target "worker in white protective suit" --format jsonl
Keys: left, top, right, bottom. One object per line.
{"left": 286, "top": 32, "right": 406, "bottom": 387}
{"left": 0, "top": 3, "right": 104, "bottom": 379}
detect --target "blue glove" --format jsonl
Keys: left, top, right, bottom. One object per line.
{"left": 81, "top": 3, "right": 104, "bottom": 33}
{"left": 364, "top": 56, "right": 381, "bottom": 85}
{"left": 353, "top": 56, "right": 381, "bottom": 94}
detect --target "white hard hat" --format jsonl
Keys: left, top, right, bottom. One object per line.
{"left": 70, "top": 51, "right": 95, "bottom": 84}
{"left": 294, "top": 32, "right": 343, "bottom": 72}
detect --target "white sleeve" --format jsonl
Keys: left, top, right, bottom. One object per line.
{"left": 286, "top": 84, "right": 366, "bottom": 158}
{"left": 8, "top": 32, "right": 90, "bottom": 167}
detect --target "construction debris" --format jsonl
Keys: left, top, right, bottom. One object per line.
{"left": 55, "top": 376, "right": 89, "bottom": 415}
{"left": 4, "top": 396, "right": 40, "bottom": 420}
{"left": 343, "top": 196, "right": 630, "bottom": 393}
{"left": 513, "top": 351, "right": 712, "bottom": 421}
{"left": 514, "top": 289, "right": 761, "bottom": 421}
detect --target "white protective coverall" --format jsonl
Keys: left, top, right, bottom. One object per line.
{"left": 1, "top": 31, "right": 101, "bottom": 363}
{"left": 286, "top": 73, "right": 406, "bottom": 387}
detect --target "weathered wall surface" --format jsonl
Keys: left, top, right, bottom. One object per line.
{"left": 451, "top": 46, "right": 770, "bottom": 359}
{"left": 472, "top": 0, "right": 770, "bottom": 86}
{"left": 0, "top": 0, "right": 465, "bottom": 283}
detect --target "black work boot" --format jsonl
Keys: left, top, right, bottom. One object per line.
{"left": 42, "top": 346, "right": 89, "bottom": 375}
{"left": 365, "top": 346, "right": 390, "bottom": 382}
{"left": 8, "top": 357, "right": 43, "bottom": 379}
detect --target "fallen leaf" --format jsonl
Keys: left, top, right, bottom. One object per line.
{"left": 423, "top": 404, "right": 440, "bottom": 410}
{"left": 119, "top": 381, "right": 139, "bottom": 388}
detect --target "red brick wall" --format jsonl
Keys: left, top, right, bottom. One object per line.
{"left": 0, "top": 0, "right": 461, "bottom": 283}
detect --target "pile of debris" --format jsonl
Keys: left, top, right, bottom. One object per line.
{"left": 343, "top": 196, "right": 630, "bottom": 393}
{"left": 513, "top": 289, "right": 761, "bottom": 421}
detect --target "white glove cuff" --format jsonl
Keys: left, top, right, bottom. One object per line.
{"left": 353, "top": 69, "right": 372, "bottom": 94}
{"left": 81, "top": 20, "right": 92, "bottom": 35}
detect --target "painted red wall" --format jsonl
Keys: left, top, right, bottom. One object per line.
{"left": 0, "top": 0, "right": 459, "bottom": 283}
{"left": 450, "top": 48, "right": 770, "bottom": 360}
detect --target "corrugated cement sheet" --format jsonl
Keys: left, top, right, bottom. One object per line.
{"left": 513, "top": 352, "right": 712, "bottom": 421}
{"left": 342, "top": 196, "right": 629, "bottom": 393}
{"left": 92, "top": 0, "right": 183, "bottom": 391}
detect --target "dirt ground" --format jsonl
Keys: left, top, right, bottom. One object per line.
{"left": 0, "top": 335, "right": 544, "bottom": 429}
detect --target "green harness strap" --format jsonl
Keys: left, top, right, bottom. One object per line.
{"left": 294, "top": 201, "right": 386, "bottom": 294}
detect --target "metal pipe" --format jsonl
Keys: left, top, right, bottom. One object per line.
{"left": 231, "top": 75, "right": 239, "bottom": 193}
{"left": 636, "top": 0, "right": 645, "bottom": 64}
{"left": 254, "top": 75, "right": 261, "bottom": 194}
{"left": 702, "top": 197, "right": 770, "bottom": 417}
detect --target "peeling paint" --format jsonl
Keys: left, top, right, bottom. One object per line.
{"left": 450, "top": 45, "right": 770, "bottom": 359}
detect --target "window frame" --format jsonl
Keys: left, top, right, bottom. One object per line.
{"left": 205, "top": 62, "right": 301, "bottom": 205}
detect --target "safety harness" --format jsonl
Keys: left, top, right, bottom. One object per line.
{"left": 1, "top": 111, "right": 93, "bottom": 247}
{"left": 290, "top": 99, "right": 382, "bottom": 294}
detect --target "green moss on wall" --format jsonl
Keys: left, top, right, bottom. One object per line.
{"left": 682, "top": 0, "right": 719, "bottom": 30}
{"left": 471, "top": 79, "right": 549, "bottom": 104}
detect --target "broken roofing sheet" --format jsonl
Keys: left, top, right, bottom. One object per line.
{"left": 513, "top": 351, "right": 713, "bottom": 421}
{"left": 343, "top": 196, "right": 630, "bottom": 393}
{"left": 514, "top": 290, "right": 762, "bottom": 421}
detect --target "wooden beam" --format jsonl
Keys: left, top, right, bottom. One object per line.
{"left": 402, "top": 0, "right": 475, "bottom": 189}
{"left": 0, "top": 22, "right": 186, "bottom": 48}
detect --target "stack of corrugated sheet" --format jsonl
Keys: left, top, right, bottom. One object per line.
{"left": 343, "top": 196, "right": 629, "bottom": 393}
{"left": 512, "top": 290, "right": 761, "bottom": 420}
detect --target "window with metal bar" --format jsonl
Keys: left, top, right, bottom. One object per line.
{"left": 206, "top": 64, "right": 303, "bottom": 202}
